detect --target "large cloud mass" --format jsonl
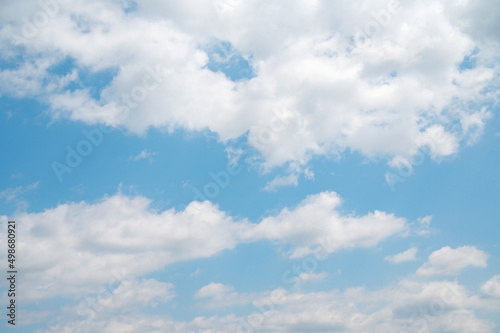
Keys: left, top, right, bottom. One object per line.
{"left": 0, "top": 191, "right": 407, "bottom": 301}
{"left": 1, "top": 0, "right": 498, "bottom": 170}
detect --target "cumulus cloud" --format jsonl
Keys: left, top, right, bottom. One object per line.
{"left": 128, "top": 149, "right": 157, "bottom": 163}
{"left": 195, "top": 283, "right": 258, "bottom": 309}
{"left": 247, "top": 191, "right": 408, "bottom": 258}
{"left": 45, "top": 278, "right": 175, "bottom": 333}
{"left": 481, "top": 275, "right": 500, "bottom": 298}
{"left": 385, "top": 247, "right": 418, "bottom": 264}
{"left": 0, "top": 190, "right": 408, "bottom": 301}
{"left": 0, "top": 194, "right": 251, "bottom": 301}
{"left": 42, "top": 278, "right": 495, "bottom": 333}
{"left": 263, "top": 173, "right": 299, "bottom": 192}
{"left": 417, "top": 246, "right": 489, "bottom": 276}
{"left": 0, "top": 0, "right": 498, "bottom": 172}
{"left": 98, "top": 278, "right": 175, "bottom": 310}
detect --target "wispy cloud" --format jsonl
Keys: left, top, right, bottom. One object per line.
{"left": 128, "top": 149, "right": 157, "bottom": 163}
{"left": 0, "top": 181, "right": 39, "bottom": 201}
{"left": 298, "top": 272, "right": 327, "bottom": 283}
{"left": 189, "top": 268, "right": 201, "bottom": 278}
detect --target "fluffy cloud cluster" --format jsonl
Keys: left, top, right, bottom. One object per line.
{"left": 41, "top": 277, "right": 499, "bottom": 333}
{"left": 29, "top": 242, "right": 496, "bottom": 333}
{"left": 385, "top": 246, "right": 418, "bottom": 264}
{"left": 247, "top": 191, "right": 407, "bottom": 258}
{"left": 0, "top": 190, "right": 407, "bottom": 301}
{"left": 0, "top": 192, "right": 492, "bottom": 332}
{"left": 1, "top": 0, "right": 498, "bottom": 171}
{"left": 481, "top": 275, "right": 500, "bottom": 298}
{"left": 0, "top": 194, "right": 249, "bottom": 301}
{"left": 41, "top": 278, "right": 175, "bottom": 333}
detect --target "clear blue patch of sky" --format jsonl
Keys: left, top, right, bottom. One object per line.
{"left": 205, "top": 41, "right": 255, "bottom": 81}
{"left": 459, "top": 47, "right": 480, "bottom": 71}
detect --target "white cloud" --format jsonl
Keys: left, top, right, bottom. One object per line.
{"left": 46, "top": 278, "right": 175, "bottom": 333}
{"left": 0, "top": 190, "right": 409, "bottom": 301}
{"left": 481, "top": 275, "right": 500, "bottom": 298}
{"left": 416, "top": 215, "right": 432, "bottom": 236}
{"left": 298, "top": 272, "right": 327, "bottom": 283}
{"left": 263, "top": 173, "right": 299, "bottom": 192}
{"left": 0, "top": 0, "right": 498, "bottom": 172}
{"left": 304, "top": 168, "right": 315, "bottom": 180}
{"left": 189, "top": 268, "right": 201, "bottom": 278}
{"left": 385, "top": 247, "right": 418, "bottom": 264}
{"left": 247, "top": 191, "right": 408, "bottom": 258}
{"left": 73, "top": 278, "right": 175, "bottom": 315}
{"left": 17, "top": 309, "right": 54, "bottom": 327}
{"left": 0, "top": 193, "right": 252, "bottom": 301}
{"left": 43, "top": 278, "right": 495, "bottom": 333}
{"left": 195, "top": 283, "right": 257, "bottom": 309}
{"left": 0, "top": 181, "right": 39, "bottom": 201}
{"left": 417, "top": 246, "right": 489, "bottom": 276}
{"left": 196, "top": 283, "right": 235, "bottom": 300}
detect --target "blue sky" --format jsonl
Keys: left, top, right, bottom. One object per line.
{"left": 1, "top": 0, "right": 500, "bottom": 332}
